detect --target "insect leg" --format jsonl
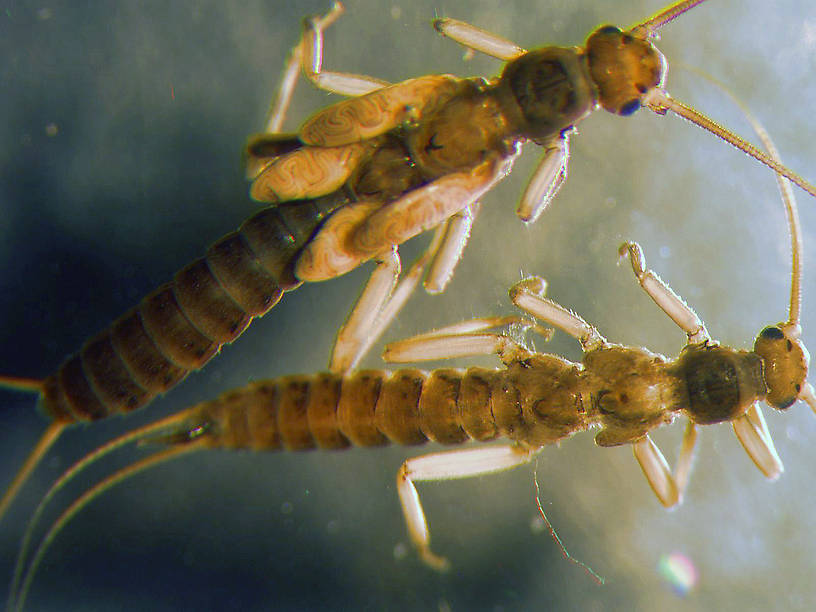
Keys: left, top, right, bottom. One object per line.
{"left": 432, "top": 16, "right": 526, "bottom": 61}
{"left": 337, "top": 199, "right": 498, "bottom": 370}
{"left": 330, "top": 199, "right": 486, "bottom": 371}
{"left": 732, "top": 402, "right": 783, "bottom": 479}
{"left": 618, "top": 241, "right": 710, "bottom": 344}
{"left": 265, "top": 2, "right": 389, "bottom": 134}
{"left": 509, "top": 277, "right": 607, "bottom": 351}
{"left": 383, "top": 310, "right": 550, "bottom": 365}
{"left": 264, "top": 21, "right": 308, "bottom": 134}
{"left": 517, "top": 132, "right": 570, "bottom": 223}
{"left": 330, "top": 247, "right": 401, "bottom": 373}
{"left": 632, "top": 421, "right": 698, "bottom": 507}
{"left": 423, "top": 202, "right": 479, "bottom": 294}
{"left": 299, "top": 2, "right": 390, "bottom": 98}
{"left": 397, "top": 445, "right": 538, "bottom": 570}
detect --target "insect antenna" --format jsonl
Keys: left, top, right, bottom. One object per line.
{"left": 8, "top": 409, "right": 205, "bottom": 612}
{"left": 642, "top": 89, "right": 816, "bottom": 200}
{"left": 708, "top": 69, "right": 816, "bottom": 412}
{"left": 630, "top": 0, "right": 709, "bottom": 38}
{"left": 624, "top": 0, "right": 816, "bottom": 199}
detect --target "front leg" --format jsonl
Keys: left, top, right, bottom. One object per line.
{"left": 618, "top": 241, "right": 710, "bottom": 344}
{"left": 517, "top": 131, "right": 571, "bottom": 223}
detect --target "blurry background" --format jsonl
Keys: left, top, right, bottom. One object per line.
{"left": 1, "top": 0, "right": 815, "bottom": 609}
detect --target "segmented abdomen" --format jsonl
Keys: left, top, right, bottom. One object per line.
{"left": 41, "top": 192, "right": 350, "bottom": 423}
{"left": 172, "top": 366, "right": 552, "bottom": 452}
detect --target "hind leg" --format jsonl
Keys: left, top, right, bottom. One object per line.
{"left": 329, "top": 204, "right": 483, "bottom": 373}
{"left": 265, "top": 2, "right": 390, "bottom": 134}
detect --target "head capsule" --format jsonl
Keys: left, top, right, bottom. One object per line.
{"left": 753, "top": 324, "right": 811, "bottom": 410}
{"left": 585, "top": 25, "right": 666, "bottom": 116}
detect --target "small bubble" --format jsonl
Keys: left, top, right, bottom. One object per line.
{"left": 604, "top": 196, "right": 617, "bottom": 208}
{"left": 37, "top": 7, "right": 52, "bottom": 20}
{"left": 326, "top": 519, "right": 339, "bottom": 534}
{"left": 529, "top": 514, "right": 545, "bottom": 534}
{"left": 280, "top": 501, "right": 293, "bottom": 514}
{"left": 659, "top": 245, "right": 671, "bottom": 259}
{"left": 393, "top": 542, "right": 408, "bottom": 561}
{"left": 390, "top": 6, "right": 401, "bottom": 20}
{"left": 45, "top": 123, "right": 58, "bottom": 137}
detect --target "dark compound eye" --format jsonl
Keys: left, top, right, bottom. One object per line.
{"left": 619, "top": 99, "right": 641, "bottom": 116}
{"left": 759, "top": 326, "right": 785, "bottom": 340}
{"left": 597, "top": 25, "right": 621, "bottom": 35}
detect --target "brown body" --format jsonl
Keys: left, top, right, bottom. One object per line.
{"left": 42, "top": 193, "right": 349, "bottom": 423}
{"left": 256, "top": 39, "right": 643, "bottom": 281}
{"left": 162, "top": 342, "right": 767, "bottom": 453}
{"left": 40, "top": 24, "right": 662, "bottom": 425}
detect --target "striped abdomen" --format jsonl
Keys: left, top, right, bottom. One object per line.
{"left": 41, "top": 192, "right": 350, "bottom": 423}
{"left": 166, "top": 360, "right": 590, "bottom": 452}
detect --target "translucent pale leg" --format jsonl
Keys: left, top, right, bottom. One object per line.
{"left": 397, "top": 445, "right": 538, "bottom": 570}
{"left": 633, "top": 422, "right": 698, "bottom": 507}
{"left": 800, "top": 382, "right": 816, "bottom": 414}
{"left": 330, "top": 248, "right": 401, "bottom": 373}
{"left": 732, "top": 403, "right": 783, "bottom": 479}
{"left": 432, "top": 17, "right": 526, "bottom": 61}
{"left": 385, "top": 328, "right": 527, "bottom": 364}
{"left": 330, "top": 201, "right": 487, "bottom": 373}
{"left": 265, "top": 2, "right": 390, "bottom": 134}
{"left": 509, "top": 277, "right": 607, "bottom": 351}
{"left": 517, "top": 132, "right": 570, "bottom": 223}
{"left": 618, "top": 241, "right": 710, "bottom": 344}
{"left": 423, "top": 203, "right": 479, "bottom": 294}
{"left": 383, "top": 311, "right": 551, "bottom": 364}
